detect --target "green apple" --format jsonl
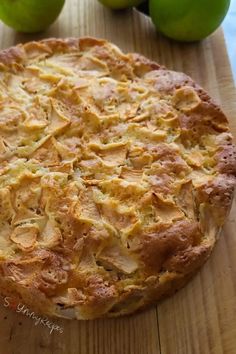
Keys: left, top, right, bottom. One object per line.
{"left": 0, "top": 0, "right": 65, "bottom": 33}
{"left": 98, "top": 0, "right": 144, "bottom": 10}
{"left": 149, "top": 0, "right": 231, "bottom": 41}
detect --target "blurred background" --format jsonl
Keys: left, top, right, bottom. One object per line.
{"left": 223, "top": 0, "right": 236, "bottom": 81}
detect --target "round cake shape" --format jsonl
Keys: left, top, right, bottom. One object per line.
{"left": 0, "top": 37, "right": 235, "bottom": 319}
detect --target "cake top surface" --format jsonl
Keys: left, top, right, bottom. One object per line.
{"left": 0, "top": 37, "right": 235, "bottom": 319}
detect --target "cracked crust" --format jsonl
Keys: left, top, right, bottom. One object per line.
{"left": 0, "top": 37, "right": 235, "bottom": 319}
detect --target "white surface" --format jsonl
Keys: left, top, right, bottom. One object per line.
{"left": 223, "top": 0, "right": 236, "bottom": 83}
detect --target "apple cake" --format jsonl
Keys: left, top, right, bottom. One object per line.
{"left": 0, "top": 37, "right": 235, "bottom": 319}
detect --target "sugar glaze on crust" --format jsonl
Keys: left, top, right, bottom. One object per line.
{"left": 0, "top": 37, "right": 235, "bottom": 319}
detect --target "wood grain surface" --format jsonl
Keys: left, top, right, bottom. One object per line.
{"left": 0, "top": 0, "right": 235, "bottom": 353}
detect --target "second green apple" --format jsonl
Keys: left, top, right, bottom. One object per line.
{"left": 149, "top": 0, "right": 231, "bottom": 41}
{"left": 98, "top": 0, "right": 144, "bottom": 10}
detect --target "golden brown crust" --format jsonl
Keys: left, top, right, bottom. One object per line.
{"left": 216, "top": 145, "right": 236, "bottom": 174}
{"left": 0, "top": 37, "right": 235, "bottom": 320}
{"left": 137, "top": 220, "right": 203, "bottom": 273}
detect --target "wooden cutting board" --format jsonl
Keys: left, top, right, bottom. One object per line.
{"left": 0, "top": 0, "right": 236, "bottom": 353}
